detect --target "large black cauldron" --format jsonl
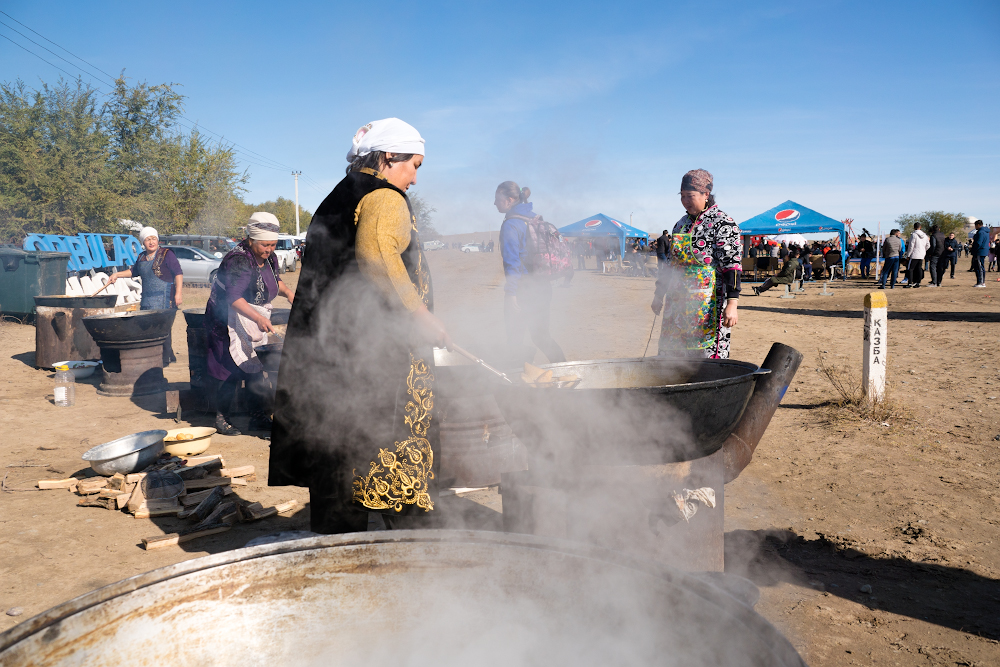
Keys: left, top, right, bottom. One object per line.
{"left": 493, "top": 358, "right": 769, "bottom": 468}
{"left": 82, "top": 310, "right": 176, "bottom": 349}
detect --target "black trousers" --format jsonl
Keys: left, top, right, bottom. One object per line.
{"left": 215, "top": 372, "right": 268, "bottom": 419}
{"left": 505, "top": 278, "right": 566, "bottom": 365}
{"left": 906, "top": 259, "right": 924, "bottom": 286}
{"left": 928, "top": 255, "right": 941, "bottom": 285}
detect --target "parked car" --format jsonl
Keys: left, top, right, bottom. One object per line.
{"left": 461, "top": 243, "right": 481, "bottom": 253}
{"left": 422, "top": 240, "right": 446, "bottom": 251}
{"left": 159, "top": 235, "right": 236, "bottom": 258}
{"left": 274, "top": 236, "right": 298, "bottom": 272}
{"left": 163, "top": 246, "right": 223, "bottom": 284}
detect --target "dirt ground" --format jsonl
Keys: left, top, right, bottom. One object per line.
{"left": 2, "top": 248, "right": 999, "bottom": 666}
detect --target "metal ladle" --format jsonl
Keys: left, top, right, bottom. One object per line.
{"left": 449, "top": 344, "right": 513, "bottom": 385}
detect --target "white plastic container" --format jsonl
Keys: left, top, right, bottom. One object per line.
{"left": 54, "top": 366, "right": 76, "bottom": 407}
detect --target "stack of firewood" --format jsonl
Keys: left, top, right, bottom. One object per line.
{"left": 37, "top": 454, "right": 298, "bottom": 550}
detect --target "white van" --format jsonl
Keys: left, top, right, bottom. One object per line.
{"left": 274, "top": 235, "right": 298, "bottom": 272}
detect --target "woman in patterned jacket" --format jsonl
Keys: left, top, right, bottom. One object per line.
{"left": 650, "top": 169, "right": 742, "bottom": 358}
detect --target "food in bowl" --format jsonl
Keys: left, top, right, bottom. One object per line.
{"left": 163, "top": 427, "right": 216, "bottom": 456}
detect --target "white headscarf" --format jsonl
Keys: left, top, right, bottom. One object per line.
{"left": 247, "top": 212, "right": 280, "bottom": 241}
{"left": 346, "top": 118, "right": 425, "bottom": 162}
{"left": 138, "top": 226, "right": 158, "bottom": 244}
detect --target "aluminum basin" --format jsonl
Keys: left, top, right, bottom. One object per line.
{"left": 81, "top": 429, "right": 167, "bottom": 475}
{"left": 494, "top": 358, "right": 768, "bottom": 467}
{"left": 0, "top": 531, "right": 805, "bottom": 667}
{"left": 82, "top": 310, "right": 176, "bottom": 350}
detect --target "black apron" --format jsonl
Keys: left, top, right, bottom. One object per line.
{"left": 269, "top": 169, "right": 436, "bottom": 533}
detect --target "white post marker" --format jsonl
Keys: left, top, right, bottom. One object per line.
{"left": 863, "top": 291, "right": 887, "bottom": 402}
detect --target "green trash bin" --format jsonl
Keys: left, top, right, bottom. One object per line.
{"left": 0, "top": 248, "right": 70, "bottom": 317}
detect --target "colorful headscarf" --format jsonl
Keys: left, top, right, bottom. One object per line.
{"left": 680, "top": 169, "right": 713, "bottom": 195}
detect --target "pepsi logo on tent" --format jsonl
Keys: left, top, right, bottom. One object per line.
{"left": 610, "top": 219, "right": 623, "bottom": 228}
{"left": 584, "top": 219, "right": 602, "bottom": 228}
{"left": 774, "top": 209, "right": 800, "bottom": 223}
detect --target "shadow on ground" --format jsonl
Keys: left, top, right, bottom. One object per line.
{"left": 725, "top": 529, "right": 1000, "bottom": 640}
{"left": 740, "top": 305, "right": 1000, "bottom": 323}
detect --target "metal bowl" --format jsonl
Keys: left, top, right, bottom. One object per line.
{"left": 0, "top": 530, "right": 805, "bottom": 666}
{"left": 81, "top": 430, "right": 167, "bottom": 475}
{"left": 494, "top": 358, "right": 770, "bottom": 468}
{"left": 51, "top": 360, "right": 101, "bottom": 378}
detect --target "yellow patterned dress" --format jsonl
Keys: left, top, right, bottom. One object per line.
{"left": 269, "top": 168, "right": 438, "bottom": 533}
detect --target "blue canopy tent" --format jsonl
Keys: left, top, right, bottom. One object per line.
{"left": 558, "top": 213, "right": 650, "bottom": 259}
{"left": 739, "top": 200, "right": 848, "bottom": 278}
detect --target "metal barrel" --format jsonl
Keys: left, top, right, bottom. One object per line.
{"left": 182, "top": 309, "right": 208, "bottom": 396}
{"left": 33, "top": 304, "right": 115, "bottom": 368}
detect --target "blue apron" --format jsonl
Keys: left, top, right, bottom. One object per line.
{"left": 134, "top": 250, "right": 176, "bottom": 364}
{"left": 135, "top": 252, "right": 173, "bottom": 310}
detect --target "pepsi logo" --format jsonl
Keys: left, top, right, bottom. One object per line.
{"left": 610, "top": 219, "right": 623, "bottom": 228}
{"left": 774, "top": 209, "right": 800, "bottom": 223}
{"left": 584, "top": 219, "right": 602, "bottom": 228}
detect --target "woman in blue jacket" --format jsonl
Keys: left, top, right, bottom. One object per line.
{"left": 495, "top": 181, "right": 566, "bottom": 365}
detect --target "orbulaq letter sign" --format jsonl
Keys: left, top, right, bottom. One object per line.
{"left": 22, "top": 234, "right": 141, "bottom": 272}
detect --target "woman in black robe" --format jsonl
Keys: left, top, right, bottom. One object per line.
{"left": 269, "top": 118, "right": 450, "bottom": 534}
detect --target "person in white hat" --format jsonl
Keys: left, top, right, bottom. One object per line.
{"left": 204, "top": 212, "right": 295, "bottom": 435}
{"left": 269, "top": 118, "right": 452, "bottom": 534}
{"left": 108, "top": 226, "right": 184, "bottom": 364}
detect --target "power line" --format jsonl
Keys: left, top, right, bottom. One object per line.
{"left": 0, "top": 19, "right": 115, "bottom": 88}
{"left": 0, "top": 32, "right": 85, "bottom": 83}
{"left": 0, "top": 9, "right": 117, "bottom": 81}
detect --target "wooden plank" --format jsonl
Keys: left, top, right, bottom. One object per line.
{"left": 107, "top": 473, "right": 126, "bottom": 491}
{"left": 115, "top": 492, "right": 131, "bottom": 510}
{"left": 275, "top": 500, "right": 299, "bottom": 514}
{"left": 181, "top": 454, "right": 225, "bottom": 468}
{"left": 125, "top": 472, "right": 147, "bottom": 485}
{"left": 142, "top": 525, "right": 231, "bottom": 550}
{"left": 179, "top": 486, "right": 234, "bottom": 507}
{"left": 126, "top": 482, "right": 146, "bottom": 513}
{"left": 187, "top": 486, "right": 224, "bottom": 523}
{"left": 183, "top": 477, "right": 232, "bottom": 491}
{"left": 37, "top": 478, "right": 79, "bottom": 490}
{"left": 133, "top": 507, "right": 181, "bottom": 519}
{"left": 98, "top": 489, "right": 128, "bottom": 499}
{"left": 78, "top": 497, "right": 115, "bottom": 510}
{"left": 76, "top": 478, "right": 109, "bottom": 495}
{"left": 176, "top": 466, "right": 207, "bottom": 481}
{"left": 134, "top": 498, "right": 180, "bottom": 512}
{"left": 219, "top": 466, "right": 254, "bottom": 478}
{"left": 230, "top": 477, "right": 249, "bottom": 486}
{"left": 194, "top": 501, "right": 237, "bottom": 530}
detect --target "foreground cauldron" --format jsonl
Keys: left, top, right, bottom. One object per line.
{"left": 0, "top": 530, "right": 806, "bottom": 666}
{"left": 494, "top": 358, "right": 769, "bottom": 469}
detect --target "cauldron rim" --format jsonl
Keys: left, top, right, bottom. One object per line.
{"left": 0, "top": 529, "right": 805, "bottom": 666}
{"left": 505, "top": 357, "right": 767, "bottom": 392}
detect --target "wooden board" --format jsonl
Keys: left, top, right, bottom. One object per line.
{"left": 37, "top": 478, "right": 79, "bottom": 490}
{"left": 142, "top": 525, "right": 231, "bottom": 550}
{"left": 219, "top": 466, "right": 254, "bottom": 478}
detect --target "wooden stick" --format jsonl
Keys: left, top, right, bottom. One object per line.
{"left": 275, "top": 500, "right": 299, "bottom": 514}
{"left": 133, "top": 507, "right": 181, "bottom": 519}
{"left": 125, "top": 472, "right": 147, "bottom": 485}
{"left": 87, "top": 280, "right": 112, "bottom": 297}
{"left": 181, "top": 454, "right": 226, "bottom": 468}
{"left": 37, "top": 478, "right": 79, "bottom": 490}
{"left": 142, "top": 525, "right": 231, "bottom": 550}
{"left": 76, "top": 478, "right": 109, "bottom": 495}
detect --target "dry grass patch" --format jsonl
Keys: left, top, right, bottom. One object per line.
{"left": 817, "top": 354, "right": 911, "bottom": 426}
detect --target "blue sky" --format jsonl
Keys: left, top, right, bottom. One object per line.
{"left": 2, "top": 0, "right": 997, "bottom": 236}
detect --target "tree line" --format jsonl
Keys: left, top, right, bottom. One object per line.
{"left": 0, "top": 75, "right": 314, "bottom": 242}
